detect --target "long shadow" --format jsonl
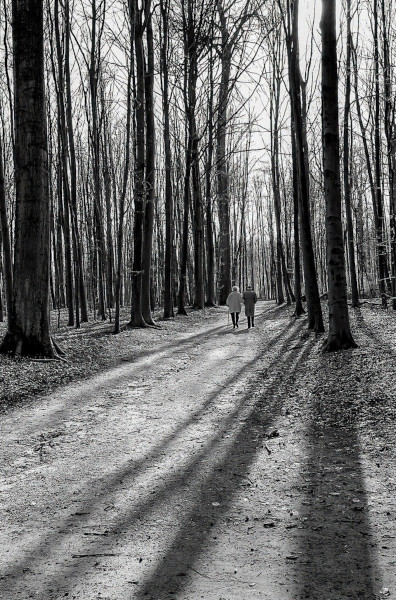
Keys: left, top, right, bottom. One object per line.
{"left": 53, "top": 302, "right": 275, "bottom": 343}
{"left": 294, "top": 361, "right": 379, "bottom": 598}
{"left": 134, "top": 333, "right": 318, "bottom": 600}
{"left": 1, "top": 319, "right": 306, "bottom": 597}
{"left": 8, "top": 304, "right": 278, "bottom": 433}
{"left": 354, "top": 308, "right": 396, "bottom": 358}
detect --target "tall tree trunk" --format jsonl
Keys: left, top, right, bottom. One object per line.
{"left": 351, "top": 41, "right": 381, "bottom": 289}
{"left": 0, "top": 130, "right": 13, "bottom": 327}
{"left": 129, "top": 0, "right": 146, "bottom": 327}
{"left": 373, "top": 0, "right": 391, "bottom": 299}
{"left": 285, "top": 0, "right": 324, "bottom": 332}
{"left": 291, "top": 128, "right": 304, "bottom": 316}
{"left": 381, "top": 0, "right": 396, "bottom": 309}
{"left": 101, "top": 119, "right": 114, "bottom": 312}
{"left": 178, "top": 139, "right": 192, "bottom": 315}
{"left": 142, "top": 0, "right": 157, "bottom": 326}
{"left": 64, "top": 0, "right": 87, "bottom": 322}
{"left": 192, "top": 128, "right": 205, "bottom": 309}
{"left": 321, "top": 0, "right": 356, "bottom": 351}
{"left": 53, "top": 0, "right": 74, "bottom": 325}
{"left": 270, "top": 66, "right": 285, "bottom": 305}
{"left": 216, "top": 6, "right": 232, "bottom": 305}
{"left": 205, "top": 47, "right": 216, "bottom": 307}
{"left": 60, "top": 158, "right": 74, "bottom": 326}
{"left": 1, "top": 0, "right": 55, "bottom": 356}
{"left": 391, "top": 138, "right": 396, "bottom": 309}
{"left": 89, "top": 0, "right": 106, "bottom": 321}
{"left": 114, "top": 17, "right": 133, "bottom": 334}
{"left": 160, "top": 0, "right": 174, "bottom": 318}
{"left": 343, "top": 0, "right": 359, "bottom": 307}
{"left": 178, "top": 0, "right": 195, "bottom": 315}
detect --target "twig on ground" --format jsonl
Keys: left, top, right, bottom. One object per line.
{"left": 72, "top": 553, "right": 118, "bottom": 558}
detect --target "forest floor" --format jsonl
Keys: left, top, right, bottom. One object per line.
{"left": 0, "top": 301, "right": 395, "bottom": 600}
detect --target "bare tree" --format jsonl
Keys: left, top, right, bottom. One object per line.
{"left": 1, "top": 0, "right": 56, "bottom": 356}
{"left": 321, "top": 0, "right": 357, "bottom": 350}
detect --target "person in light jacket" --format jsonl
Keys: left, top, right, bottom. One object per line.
{"left": 242, "top": 285, "right": 258, "bottom": 328}
{"left": 226, "top": 286, "right": 243, "bottom": 329}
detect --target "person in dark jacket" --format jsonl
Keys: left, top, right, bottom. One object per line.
{"left": 242, "top": 285, "right": 257, "bottom": 328}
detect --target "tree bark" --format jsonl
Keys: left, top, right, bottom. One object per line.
{"left": 343, "top": 0, "right": 359, "bottom": 308}
{"left": 291, "top": 128, "right": 304, "bottom": 316}
{"left": 129, "top": 0, "right": 147, "bottom": 327}
{"left": 285, "top": 0, "right": 324, "bottom": 331}
{"left": 89, "top": 0, "right": 106, "bottom": 321}
{"left": 64, "top": 0, "right": 87, "bottom": 323}
{"left": 0, "top": 130, "right": 13, "bottom": 327}
{"left": 114, "top": 14, "right": 133, "bottom": 334}
{"left": 160, "top": 0, "right": 175, "bottom": 318}
{"left": 270, "top": 61, "right": 285, "bottom": 305}
{"left": 205, "top": 75, "right": 216, "bottom": 307}
{"left": 321, "top": 0, "right": 357, "bottom": 351}
{"left": 142, "top": 0, "right": 157, "bottom": 326}
{"left": 216, "top": 1, "right": 232, "bottom": 305}
{"left": 373, "top": 0, "right": 391, "bottom": 299}
{"left": 381, "top": 0, "right": 396, "bottom": 309}
{"left": 1, "top": 0, "right": 55, "bottom": 357}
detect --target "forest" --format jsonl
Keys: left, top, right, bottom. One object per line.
{"left": 0, "top": 0, "right": 395, "bottom": 599}
{"left": 0, "top": 0, "right": 394, "bottom": 358}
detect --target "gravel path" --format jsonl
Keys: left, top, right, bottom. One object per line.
{"left": 0, "top": 302, "right": 394, "bottom": 600}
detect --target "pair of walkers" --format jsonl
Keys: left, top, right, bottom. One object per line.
{"left": 226, "top": 285, "right": 257, "bottom": 329}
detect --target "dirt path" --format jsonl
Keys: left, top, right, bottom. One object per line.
{"left": 0, "top": 302, "right": 395, "bottom": 600}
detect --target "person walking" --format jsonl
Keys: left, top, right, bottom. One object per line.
{"left": 242, "top": 285, "right": 258, "bottom": 328}
{"left": 226, "top": 286, "right": 243, "bottom": 329}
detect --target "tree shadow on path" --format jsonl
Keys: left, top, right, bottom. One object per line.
{"left": 133, "top": 331, "right": 318, "bottom": 600}
{"left": 294, "top": 371, "right": 380, "bottom": 598}
{"left": 1, "top": 316, "right": 306, "bottom": 599}
{"left": 353, "top": 308, "right": 396, "bottom": 358}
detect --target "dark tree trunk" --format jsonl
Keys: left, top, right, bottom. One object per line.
{"left": 129, "top": 0, "right": 147, "bottom": 327}
{"left": 114, "top": 17, "right": 133, "bottom": 334}
{"left": 102, "top": 122, "right": 114, "bottom": 311}
{"left": 142, "top": 0, "right": 157, "bottom": 326}
{"left": 216, "top": 19, "right": 232, "bottom": 306}
{"left": 1, "top": 0, "right": 55, "bottom": 357}
{"left": 343, "top": 0, "right": 359, "bottom": 308}
{"left": 381, "top": 0, "right": 396, "bottom": 309}
{"left": 372, "top": 0, "right": 391, "bottom": 299}
{"left": 321, "top": 0, "right": 357, "bottom": 351}
{"left": 89, "top": 0, "right": 106, "bottom": 321}
{"left": 291, "top": 129, "right": 304, "bottom": 316}
{"left": 270, "top": 69, "right": 285, "bottom": 305}
{"left": 285, "top": 0, "right": 324, "bottom": 332}
{"left": 177, "top": 140, "right": 192, "bottom": 316}
{"left": 192, "top": 131, "right": 205, "bottom": 309}
{"left": 53, "top": 0, "right": 74, "bottom": 326}
{"left": 160, "top": 0, "right": 174, "bottom": 319}
{"left": 178, "top": 0, "right": 195, "bottom": 316}
{"left": 205, "top": 83, "right": 216, "bottom": 307}
{"left": 64, "top": 0, "right": 87, "bottom": 323}
{"left": 0, "top": 131, "right": 13, "bottom": 327}
{"left": 60, "top": 161, "right": 74, "bottom": 327}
